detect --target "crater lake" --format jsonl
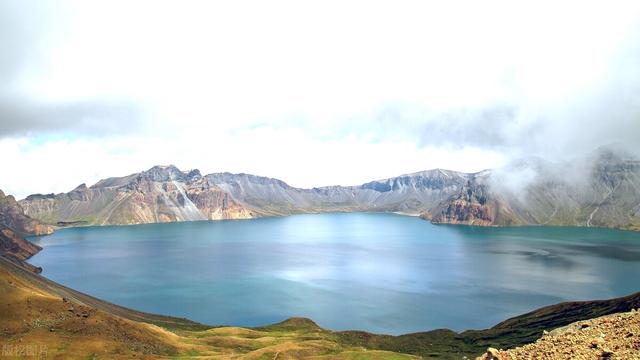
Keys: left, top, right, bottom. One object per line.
{"left": 28, "top": 212, "right": 640, "bottom": 335}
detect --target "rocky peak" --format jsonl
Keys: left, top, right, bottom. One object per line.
{"left": 142, "top": 165, "right": 184, "bottom": 182}
{"left": 72, "top": 183, "right": 88, "bottom": 192}
{"left": 0, "top": 191, "right": 17, "bottom": 207}
{"left": 587, "top": 147, "right": 640, "bottom": 190}
{"left": 361, "top": 169, "right": 468, "bottom": 193}
{"left": 187, "top": 169, "right": 202, "bottom": 179}
{"left": 140, "top": 165, "right": 201, "bottom": 183}
{"left": 0, "top": 190, "right": 13, "bottom": 203}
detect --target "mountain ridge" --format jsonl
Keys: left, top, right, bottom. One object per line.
{"left": 17, "top": 148, "right": 640, "bottom": 230}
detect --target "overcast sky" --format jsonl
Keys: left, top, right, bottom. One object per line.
{"left": 2, "top": 0, "right": 640, "bottom": 198}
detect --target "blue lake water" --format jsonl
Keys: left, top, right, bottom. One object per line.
{"left": 28, "top": 213, "right": 640, "bottom": 335}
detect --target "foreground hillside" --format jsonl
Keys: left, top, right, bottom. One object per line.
{"left": 18, "top": 147, "right": 640, "bottom": 231}
{"left": 478, "top": 310, "right": 640, "bottom": 359}
{"left": 0, "top": 201, "right": 638, "bottom": 358}
{"left": 2, "top": 247, "right": 640, "bottom": 359}
{"left": 0, "top": 256, "right": 419, "bottom": 359}
{"left": 0, "top": 202, "right": 416, "bottom": 358}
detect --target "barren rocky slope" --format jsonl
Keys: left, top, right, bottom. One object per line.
{"left": 20, "top": 166, "right": 257, "bottom": 226}
{"left": 478, "top": 310, "right": 640, "bottom": 359}
{"left": 0, "top": 224, "right": 41, "bottom": 264}
{"left": 0, "top": 190, "right": 52, "bottom": 235}
{"left": 19, "top": 148, "right": 640, "bottom": 230}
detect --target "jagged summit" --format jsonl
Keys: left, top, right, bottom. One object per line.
{"left": 140, "top": 164, "right": 196, "bottom": 182}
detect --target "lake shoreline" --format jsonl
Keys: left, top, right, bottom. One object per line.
{"left": 35, "top": 209, "right": 640, "bottom": 237}
{"left": 5, "top": 253, "right": 640, "bottom": 359}
{"left": 27, "top": 213, "right": 640, "bottom": 335}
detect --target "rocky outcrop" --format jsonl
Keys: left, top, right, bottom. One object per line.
{"left": 477, "top": 310, "right": 640, "bottom": 360}
{"left": 0, "top": 224, "right": 41, "bottom": 262}
{"left": 430, "top": 172, "right": 532, "bottom": 227}
{"left": 0, "top": 189, "right": 48, "bottom": 272}
{"left": 431, "top": 176, "right": 496, "bottom": 226}
{"left": 0, "top": 190, "right": 53, "bottom": 235}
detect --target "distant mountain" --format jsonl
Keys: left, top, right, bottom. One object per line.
{"left": 20, "top": 166, "right": 255, "bottom": 226}
{"left": 205, "top": 168, "right": 468, "bottom": 215}
{"left": 18, "top": 148, "right": 640, "bottom": 230}
{"left": 429, "top": 148, "right": 640, "bottom": 230}
{"left": 19, "top": 167, "right": 471, "bottom": 226}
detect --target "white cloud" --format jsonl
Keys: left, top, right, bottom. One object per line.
{"left": 0, "top": 130, "right": 506, "bottom": 199}
{"left": 1, "top": 0, "right": 640, "bottom": 197}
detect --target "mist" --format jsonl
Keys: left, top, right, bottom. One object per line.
{"left": 1, "top": 0, "right": 639, "bottom": 198}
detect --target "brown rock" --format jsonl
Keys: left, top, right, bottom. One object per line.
{"left": 601, "top": 348, "right": 614, "bottom": 358}
{"left": 0, "top": 189, "right": 53, "bottom": 236}
{"left": 478, "top": 347, "right": 501, "bottom": 360}
{"left": 497, "top": 311, "right": 640, "bottom": 360}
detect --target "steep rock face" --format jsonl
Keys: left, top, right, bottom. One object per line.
{"left": 0, "top": 224, "right": 41, "bottom": 262}
{"left": 20, "top": 166, "right": 256, "bottom": 226}
{"left": 0, "top": 190, "right": 53, "bottom": 235}
{"left": 186, "top": 177, "right": 257, "bottom": 220}
{"left": 430, "top": 172, "right": 531, "bottom": 227}
{"left": 0, "top": 189, "right": 47, "bottom": 272}
{"left": 432, "top": 181, "right": 495, "bottom": 226}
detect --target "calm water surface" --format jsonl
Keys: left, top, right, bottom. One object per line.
{"left": 28, "top": 213, "right": 640, "bottom": 334}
